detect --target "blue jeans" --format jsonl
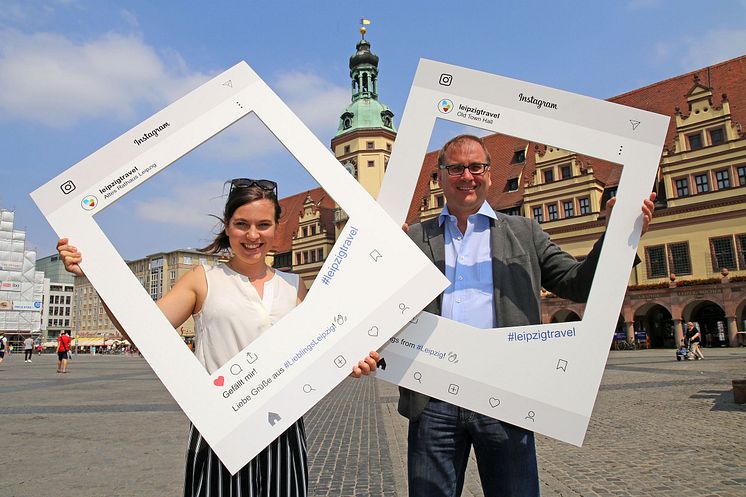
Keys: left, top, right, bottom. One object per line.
{"left": 408, "top": 398, "right": 539, "bottom": 497}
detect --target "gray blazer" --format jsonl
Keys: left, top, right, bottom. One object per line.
{"left": 398, "top": 212, "right": 604, "bottom": 421}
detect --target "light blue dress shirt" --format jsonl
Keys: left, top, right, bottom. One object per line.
{"left": 438, "top": 202, "right": 497, "bottom": 329}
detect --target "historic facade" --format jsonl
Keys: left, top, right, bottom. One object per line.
{"left": 73, "top": 249, "right": 223, "bottom": 344}
{"left": 274, "top": 36, "right": 746, "bottom": 349}
{"left": 408, "top": 57, "right": 746, "bottom": 349}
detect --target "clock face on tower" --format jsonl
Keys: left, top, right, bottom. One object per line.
{"left": 343, "top": 161, "right": 358, "bottom": 178}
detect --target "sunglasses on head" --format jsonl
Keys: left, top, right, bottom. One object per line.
{"left": 229, "top": 178, "right": 278, "bottom": 197}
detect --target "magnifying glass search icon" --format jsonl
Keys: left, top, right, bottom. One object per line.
{"left": 413, "top": 371, "right": 422, "bottom": 383}
{"left": 302, "top": 384, "right": 316, "bottom": 393}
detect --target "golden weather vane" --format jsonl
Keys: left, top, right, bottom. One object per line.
{"left": 359, "top": 18, "right": 371, "bottom": 39}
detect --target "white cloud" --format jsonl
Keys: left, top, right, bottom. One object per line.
{"left": 0, "top": 28, "right": 211, "bottom": 127}
{"left": 273, "top": 71, "right": 349, "bottom": 137}
{"left": 653, "top": 26, "right": 746, "bottom": 72}
{"left": 119, "top": 9, "right": 139, "bottom": 29}
{"left": 682, "top": 28, "right": 746, "bottom": 69}
{"left": 194, "top": 70, "right": 349, "bottom": 163}
{"left": 132, "top": 179, "right": 227, "bottom": 231}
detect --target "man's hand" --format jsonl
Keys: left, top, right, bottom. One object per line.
{"left": 604, "top": 192, "right": 656, "bottom": 236}
{"left": 57, "top": 238, "right": 84, "bottom": 276}
{"left": 351, "top": 350, "right": 380, "bottom": 378}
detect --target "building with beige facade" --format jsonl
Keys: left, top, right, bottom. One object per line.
{"left": 73, "top": 249, "right": 223, "bottom": 346}
{"left": 272, "top": 33, "right": 746, "bottom": 349}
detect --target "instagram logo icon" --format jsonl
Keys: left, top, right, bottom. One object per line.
{"left": 60, "top": 180, "right": 76, "bottom": 195}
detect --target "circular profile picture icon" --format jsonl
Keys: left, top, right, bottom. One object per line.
{"left": 437, "top": 99, "right": 454, "bottom": 114}
{"left": 81, "top": 195, "right": 98, "bottom": 211}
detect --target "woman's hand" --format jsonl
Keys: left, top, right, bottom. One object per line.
{"left": 350, "top": 350, "right": 380, "bottom": 378}
{"left": 57, "top": 238, "right": 84, "bottom": 276}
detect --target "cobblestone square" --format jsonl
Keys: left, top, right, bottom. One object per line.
{"left": 1, "top": 348, "right": 744, "bottom": 496}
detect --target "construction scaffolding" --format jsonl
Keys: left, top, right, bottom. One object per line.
{"left": 0, "top": 209, "right": 48, "bottom": 350}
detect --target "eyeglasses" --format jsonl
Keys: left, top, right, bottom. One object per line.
{"left": 229, "top": 178, "right": 278, "bottom": 196}
{"left": 438, "top": 163, "right": 490, "bottom": 177}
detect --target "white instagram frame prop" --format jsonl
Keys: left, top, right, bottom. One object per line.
{"left": 31, "top": 62, "right": 448, "bottom": 473}
{"left": 376, "top": 59, "right": 668, "bottom": 445}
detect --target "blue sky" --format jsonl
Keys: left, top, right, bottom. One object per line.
{"left": 2, "top": 0, "right": 745, "bottom": 260}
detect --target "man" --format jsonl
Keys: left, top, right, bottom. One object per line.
{"left": 685, "top": 322, "right": 704, "bottom": 360}
{"left": 23, "top": 336, "right": 34, "bottom": 363}
{"left": 57, "top": 331, "right": 71, "bottom": 373}
{"left": 400, "top": 135, "right": 655, "bottom": 497}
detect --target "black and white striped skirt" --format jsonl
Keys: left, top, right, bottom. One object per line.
{"left": 183, "top": 419, "right": 308, "bottom": 497}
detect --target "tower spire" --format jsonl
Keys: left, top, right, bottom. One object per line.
{"left": 334, "top": 22, "right": 395, "bottom": 136}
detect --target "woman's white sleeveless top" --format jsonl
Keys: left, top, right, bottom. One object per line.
{"left": 193, "top": 264, "right": 299, "bottom": 374}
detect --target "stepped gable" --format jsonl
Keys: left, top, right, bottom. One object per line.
{"left": 274, "top": 187, "right": 335, "bottom": 253}
{"left": 609, "top": 55, "right": 746, "bottom": 151}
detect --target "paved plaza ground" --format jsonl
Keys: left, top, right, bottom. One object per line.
{"left": 1, "top": 348, "right": 745, "bottom": 497}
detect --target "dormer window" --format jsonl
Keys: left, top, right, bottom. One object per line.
{"left": 709, "top": 127, "right": 725, "bottom": 145}
{"left": 507, "top": 178, "right": 519, "bottom": 192}
{"left": 340, "top": 111, "right": 354, "bottom": 131}
{"left": 688, "top": 133, "right": 703, "bottom": 150}
{"left": 512, "top": 150, "right": 526, "bottom": 163}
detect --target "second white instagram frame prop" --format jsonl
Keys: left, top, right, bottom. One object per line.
{"left": 376, "top": 59, "right": 669, "bottom": 445}
{"left": 31, "top": 62, "right": 448, "bottom": 473}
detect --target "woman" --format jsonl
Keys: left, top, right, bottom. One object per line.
{"left": 58, "top": 178, "right": 379, "bottom": 496}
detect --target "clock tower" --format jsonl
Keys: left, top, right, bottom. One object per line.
{"left": 331, "top": 24, "right": 397, "bottom": 233}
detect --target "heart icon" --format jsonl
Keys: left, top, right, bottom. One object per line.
{"left": 368, "top": 326, "right": 379, "bottom": 337}
{"left": 213, "top": 376, "right": 225, "bottom": 387}
{"left": 489, "top": 397, "right": 500, "bottom": 408}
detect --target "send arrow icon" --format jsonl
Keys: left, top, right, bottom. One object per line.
{"left": 268, "top": 412, "right": 282, "bottom": 426}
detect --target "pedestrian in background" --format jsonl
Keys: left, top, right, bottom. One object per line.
{"left": 685, "top": 322, "right": 704, "bottom": 360}
{"left": 23, "top": 336, "right": 34, "bottom": 362}
{"left": 57, "top": 331, "right": 71, "bottom": 373}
